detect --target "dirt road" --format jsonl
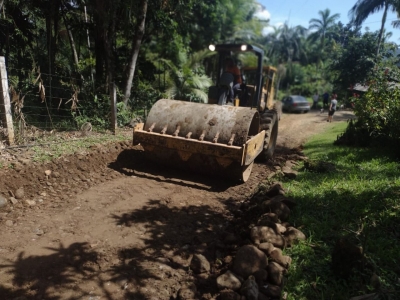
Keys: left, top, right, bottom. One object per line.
{"left": 0, "top": 110, "right": 354, "bottom": 300}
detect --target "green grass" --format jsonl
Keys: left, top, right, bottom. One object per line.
{"left": 282, "top": 123, "right": 400, "bottom": 299}
{"left": 30, "top": 131, "right": 129, "bottom": 162}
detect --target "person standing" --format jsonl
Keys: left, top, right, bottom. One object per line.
{"left": 312, "top": 92, "right": 319, "bottom": 109}
{"left": 327, "top": 94, "right": 338, "bottom": 122}
{"left": 322, "top": 91, "right": 329, "bottom": 109}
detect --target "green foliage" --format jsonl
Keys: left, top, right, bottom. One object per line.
{"left": 157, "top": 49, "right": 214, "bottom": 103}
{"left": 283, "top": 123, "right": 400, "bottom": 299}
{"left": 72, "top": 94, "right": 110, "bottom": 130}
{"left": 329, "top": 31, "right": 379, "bottom": 92}
{"left": 116, "top": 102, "right": 133, "bottom": 127}
{"left": 351, "top": 66, "right": 400, "bottom": 145}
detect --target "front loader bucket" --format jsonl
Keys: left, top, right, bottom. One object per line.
{"left": 133, "top": 99, "right": 265, "bottom": 182}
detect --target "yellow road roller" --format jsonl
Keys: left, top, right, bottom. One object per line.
{"left": 133, "top": 44, "right": 280, "bottom": 182}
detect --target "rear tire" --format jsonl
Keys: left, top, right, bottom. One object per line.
{"left": 273, "top": 101, "right": 283, "bottom": 120}
{"left": 259, "top": 110, "right": 278, "bottom": 161}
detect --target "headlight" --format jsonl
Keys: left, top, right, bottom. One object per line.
{"left": 241, "top": 44, "right": 248, "bottom": 51}
{"left": 208, "top": 44, "right": 216, "bottom": 51}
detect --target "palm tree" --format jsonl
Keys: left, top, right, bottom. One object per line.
{"left": 308, "top": 9, "right": 340, "bottom": 52}
{"left": 349, "top": 0, "right": 398, "bottom": 55}
{"left": 264, "top": 23, "right": 307, "bottom": 64}
{"left": 158, "top": 50, "right": 215, "bottom": 103}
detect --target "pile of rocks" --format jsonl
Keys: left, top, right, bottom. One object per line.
{"left": 176, "top": 178, "right": 307, "bottom": 300}
{"left": 212, "top": 182, "right": 305, "bottom": 300}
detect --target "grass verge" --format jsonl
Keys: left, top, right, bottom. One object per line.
{"left": 30, "top": 130, "right": 130, "bottom": 162}
{"left": 283, "top": 122, "right": 400, "bottom": 299}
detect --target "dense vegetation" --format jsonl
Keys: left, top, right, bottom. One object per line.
{"left": 0, "top": 0, "right": 399, "bottom": 144}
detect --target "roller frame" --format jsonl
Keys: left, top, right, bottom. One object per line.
{"left": 133, "top": 123, "right": 265, "bottom": 169}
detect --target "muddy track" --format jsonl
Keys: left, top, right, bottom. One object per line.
{"left": 0, "top": 110, "right": 354, "bottom": 300}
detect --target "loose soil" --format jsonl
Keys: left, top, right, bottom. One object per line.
{"left": 0, "top": 110, "right": 354, "bottom": 300}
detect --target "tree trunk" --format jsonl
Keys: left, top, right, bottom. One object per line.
{"left": 123, "top": 0, "right": 148, "bottom": 106}
{"left": 376, "top": 2, "right": 389, "bottom": 56}
{"left": 61, "top": 6, "right": 80, "bottom": 69}
{"left": 0, "top": 0, "right": 4, "bottom": 12}
{"left": 93, "top": 0, "right": 107, "bottom": 84}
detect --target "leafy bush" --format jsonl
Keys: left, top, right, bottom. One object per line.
{"left": 350, "top": 67, "right": 400, "bottom": 145}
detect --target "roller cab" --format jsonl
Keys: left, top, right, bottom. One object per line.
{"left": 133, "top": 99, "right": 265, "bottom": 182}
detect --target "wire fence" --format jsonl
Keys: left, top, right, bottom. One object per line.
{"left": 0, "top": 63, "right": 148, "bottom": 148}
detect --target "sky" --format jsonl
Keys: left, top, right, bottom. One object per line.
{"left": 256, "top": 0, "right": 400, "bottom": 43}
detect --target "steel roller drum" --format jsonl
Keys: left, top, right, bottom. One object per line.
{"left": 133, "top": 99, "right": 263, "bottom": 182}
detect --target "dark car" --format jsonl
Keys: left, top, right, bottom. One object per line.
{"left": 281, "top": 95, "right": 310, "bottom": 113}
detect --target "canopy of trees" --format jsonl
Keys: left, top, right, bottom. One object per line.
{"left": 0, "top": 0, "right": 399, "bottom": 129}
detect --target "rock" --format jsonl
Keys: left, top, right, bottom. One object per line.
{"left": 260, "top": 284, "right": 281, "bottom": 298}
{"left": 189, "top": 254, "right": 210, "bottom": 274}
{"left": 34, "top": 228, "right": 44, "bottom": 236}
{"left": 232, "top": 245, "right": 268, "bottom": 278}
{"left": 53, "top": 171, "right": 60, "bottom": 178}
{"left": 253, "top": 269, "right": 268, "bottom": 286}
{"left": 281, "top": 198, "right": 297, "bottom": 210}
{"left": 264, "top": 182, "right": 285, "bottom": 197}
{"left": 261, "top": 200, "right": 290, "bottom": 222}
{"left": 268, "top": 194, "right": 286, "bottom": 202}
{"left": 5, "top": 220, "right": 13, "bottom": 227}
{"left": 275, "top": 223, "right": 287, "bottom": 234}
{"left": 14, "top": 187, "right": 24, "bottom": 199}
{"left": 220, "top": 290, "right": 243, "bottom": 300}
{"left": 216, "top": 270, "right": 242, "bottom": 291}
{"left": 258, "top": 242, "right": 274, "bottom": 255}
{"left": 269, "top": 248, "right": 292, "bottom": 268}
{"left": 224, "top": 255, "right": 233, "bottom": 264}
{"left": 24, "top": 200, "right": 36, "bottom": 206}
{"left": 177, "top": 282, "right": 197, "bottom": 300}
{"left": 269, "top": 194, "right": 297, "bottom": 210}
{"left": 257, "top": 213, "right": 280, "bottom": 225}
{"left": 13, "top": 162, "right": 24, "bottom": 172}
{"left": 9, "top": 197, "right": 18, "bottom": 205}
{"left": 250, "top": 226, "right": 286, "bottom": 248}
{"left": 267, "top": 262, "right": 286, "bottom": 286}
{"left": 284, "top": 227, "right": 306, "bottom": 246}
{"left": 281, "top": 166, "right": 297, "bottom": 179}
{"left": 240, "top": 275, "right": 258, "bottom": 300}
{"left": 0, "top": 194, "right": 7, "bottom": 208}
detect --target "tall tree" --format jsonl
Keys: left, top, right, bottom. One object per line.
{"left": 330, "top": 31, "right": 379, "bottom": 91}
{"left": 308, "top": 9, "right": 340, "bottom": 51}
{"left": 349, "top": 0, "right": 398, "bottom": 55}
{"left": 265, "top": 23, "right": 307, "bottom": 64}
{"left": 123, "top": 0, "right": 147, "bottom": 105}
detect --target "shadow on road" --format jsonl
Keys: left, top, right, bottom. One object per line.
{"left": 108, "top": 148, "right": 245, "bottom": 192}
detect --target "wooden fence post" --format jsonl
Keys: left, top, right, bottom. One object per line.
{"left": 110, "top": 82, "right": 117, "bottom": 134}
{"left": 0, "top": 56, "right": 14, "bottom": 145}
